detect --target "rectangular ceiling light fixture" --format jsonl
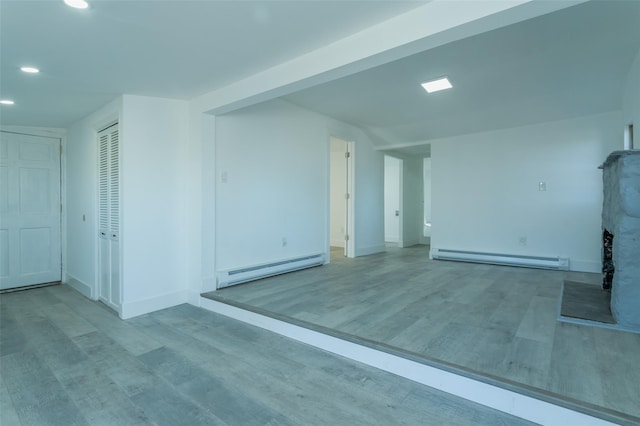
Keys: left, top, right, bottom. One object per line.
{"left": 421, "top": 77, "right": 452, "bottom": 93}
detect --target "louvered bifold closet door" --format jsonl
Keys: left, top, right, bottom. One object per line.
{"left": 97, "top": 123, "right": 120, "bottom": 310}
{"left": 109, "top": 128, "right": 119, "bottom": 241}
{"left": 99, "top": 132, "right": 109, "bottom": 238}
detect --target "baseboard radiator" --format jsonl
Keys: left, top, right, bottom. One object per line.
{"left": 430, "top": 248, "right": 569, "bottom": 270}
{"left": 217, "top": 253, "right": 325, "bottom": 289}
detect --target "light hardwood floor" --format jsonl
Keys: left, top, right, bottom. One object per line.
{"left": 0, "top": 284, "right": 536, "bottom": 425}
{"left": 208, "top": 245, "right": 640, "bottom": 422}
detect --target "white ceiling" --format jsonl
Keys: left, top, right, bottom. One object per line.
{"left": 1, "top": 0, "right": 639, "bottom": 154}
{"left": 0, "top": 0, "right": 426, "bottom": 127}
{"left": 285, "top": 0, "right": 640, "bottom": 150}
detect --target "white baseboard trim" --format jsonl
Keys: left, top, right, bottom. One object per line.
{"left": 569, "top": 260, "right": 601, "bottom": 273}
{"left": 399, "top": 238, "right": 420, "bottom": 248}
{"left": 202, "top": 275, "right": 217, "bottom": 293}
{"left": 120, "top": 290, "right": 189, "bottom": 320}
{"left": 384, "top": 236, "right": 399, "bottom": 243}
{"left": 330, "top": 239, "right": 345, "bottom": 248}
{"left": 199, "top": 297, "right": 617, "bottom": 426}
{"left": 64, "top": 274, "right": 95, "bottom": 300}
{"left": 188, "top": 290, "right": 202, "bottom": 306}
{"left": 355, "top": 244, "right": 386, "bottom": 257}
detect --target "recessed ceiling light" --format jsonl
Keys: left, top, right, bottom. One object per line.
{"left": 64, "top": 0, "right": 89, "bottom": 9}
{"left": 21, "top": 66, "right": 40, "bottom": 74}
{"left": 421, "top": 77, "right": 453, "bottom": 93}
{"left": 0, "top": 100, "right": 15, "bottom": 105}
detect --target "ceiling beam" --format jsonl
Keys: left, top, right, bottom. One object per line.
{"left": 193, "top": 0, "right": 586, "bottom": 116}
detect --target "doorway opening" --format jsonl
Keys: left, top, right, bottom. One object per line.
{"left": 329, "top": 136, "right": 354, "bottom": 260}
{"left": 384, "top": 155, "right": 402, "bottom": 247}
{"left": 624, "top": 123, "right": 634, "bottom": 150}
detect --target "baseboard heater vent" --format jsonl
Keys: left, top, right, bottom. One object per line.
{"left": 217, "top": 253, "right": 325, "bottom": 289}
{"left": 430, "top": 248, "right": 569, "bottom": 270}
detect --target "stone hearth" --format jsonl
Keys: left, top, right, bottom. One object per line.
{"left": 601, "top": 150, "right": 640, "bottom": 330}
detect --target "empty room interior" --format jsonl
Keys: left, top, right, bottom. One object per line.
{"left": 1, "top": 1, "right": 640, "bottom": 425}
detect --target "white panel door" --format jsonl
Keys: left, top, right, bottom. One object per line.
{"left": 0, "top": 131, "right": 61, "bottom": 290}
{"left": 384, "top": 155, "right": 401, "bottom": 243}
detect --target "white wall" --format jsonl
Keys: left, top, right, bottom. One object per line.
{"left": 119, "top": 95, "right": 189, "bottom": 318}
{"left": 623, "top": 48, "right": 640, "bottom": 148}
{"left": 65, "top": 95, "right": 190, "bottom": 318}
{"left": 215, "top": 99, "right": 327, "bottom": 271}
{"left": 430, "top": 111, "right": 621, "bottom": 273}
{"left": 214, "top": 98, "right": 384, "bottom": 274}
{"left": 65, "top": 98, "right": 122, "bottom": 299}
{"left": 330, "top": 137, "right": 347, "bottom": 248}
{"left": 186, "top": 111, "right": 217, "bottom": 298}
{"left": 384, "top": 156, "right": 400, "bottom": 243}
{"left": 349, "top": 126, "right": 385, "bottom": 256}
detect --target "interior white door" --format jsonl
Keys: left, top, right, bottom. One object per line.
{"left": 384, "top": 155, "right": 401, "bottom": 243}
{"left": 329, "top": 137, "right": 354, "bottom": 257}
{"left": 0, "top": 131, "right": 61, "bottom": 290}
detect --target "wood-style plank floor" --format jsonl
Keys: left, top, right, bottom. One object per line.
{"left": 0, "top": 284, "right": 536, "bottom": 425}
{"left": 209, "top": 245, "right": 640, "bottom": 421}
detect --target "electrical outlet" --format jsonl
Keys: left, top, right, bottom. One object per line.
{"left": 282, "top": 237, "right": 287, "bottom": 247}
{"left": 538, "top": 181, "right": 546, "bottom": 191}
{"left": 519, "top": 236, "right": 527, "bottom": 246}
{"left": 221, "top": 171, "right": 228, "bottom": 183}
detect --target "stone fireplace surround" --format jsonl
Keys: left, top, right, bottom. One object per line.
{"left": 601, "top": 150, "right": 640, "bottom": 330}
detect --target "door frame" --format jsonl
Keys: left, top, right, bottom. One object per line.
{"left": 328, "top": 135, "right": 355, "bottom": 259}
{"left": 345, "top": 141, "right": 355, "bottom": 258}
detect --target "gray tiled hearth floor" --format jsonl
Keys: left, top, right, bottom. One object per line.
{"left": 208, "top": 245, "right": 640, "bottom": 422}
{"left": 0, "top": 284, "right": 536, "bottom": 425}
